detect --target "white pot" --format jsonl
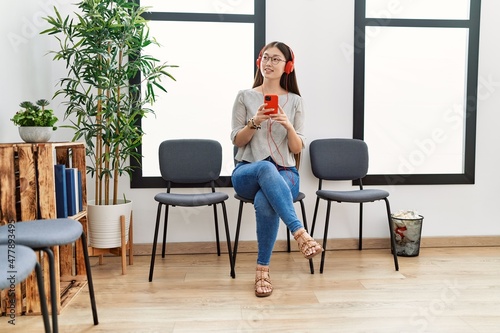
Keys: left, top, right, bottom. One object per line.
{"left": 18, "top": 126, "right": 53, "bottom": 143}
{"left": 87, "top": 199, "right": 132, "bottom": 248}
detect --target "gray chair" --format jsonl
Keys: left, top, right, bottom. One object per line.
{"left": 0, "top": 219, "right": 99, "bottom": 333}
{"left": 232, "top": 149, "right": 314, "bottom": 275}
{"left": 309, "top": 138, "right": 399, "bottom": 273}
{"left": 0, "top": 244, "right": 51, "bottom": 332}
{"left": 149, "top": 139, "right": 235, "bottom": 281}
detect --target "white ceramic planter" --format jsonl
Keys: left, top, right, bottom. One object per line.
{"left": 87, "top": 199, "right": 132, "bottom": 248}
{"left": 18, "top": 126, "right": 53, "bottom": 143}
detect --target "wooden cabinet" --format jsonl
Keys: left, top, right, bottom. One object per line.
{"left": 0, "top": 142, "right": 88, "bottom": 316}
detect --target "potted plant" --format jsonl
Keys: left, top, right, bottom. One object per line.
{"left": 11, "top": 99, "right": 58, "bottom": 143}
{"left": 42, "top": 0, "right": 176, "bottom": 248}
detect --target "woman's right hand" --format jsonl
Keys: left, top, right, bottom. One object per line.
{"left": 255, "top": 103, "right": 273, "bottom": 126}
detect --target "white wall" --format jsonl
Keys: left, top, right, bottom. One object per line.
{"left": 1, "top": 0, "right": 499, "bottom": 245}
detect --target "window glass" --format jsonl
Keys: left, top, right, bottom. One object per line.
{"left": 141, "top": 0, "right": 254, "bottom": 14}
{"left": 354, "top": 0, "right": 480, "bottom": 184}
{"left": 364, "top": 27, "right": 468, "bottom": 174}
{"left": 141, "top": 21, "right": 254, "bottom": 177}
{"left": 365, "top": 0, "right": 470, "bottom": 20}
{"left": 130, "top": 1, "right": 264, "bottom": 187}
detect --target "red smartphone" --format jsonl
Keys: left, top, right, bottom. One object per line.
{"left": 263, "top": 94, "right": 279, "bottom": 115}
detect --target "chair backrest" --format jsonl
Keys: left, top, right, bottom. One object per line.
{"left": 159, "top": 139, "right": 222, "bottom": 184}
{"left": 309, "top": 138, "right": 369, "bottom": 181}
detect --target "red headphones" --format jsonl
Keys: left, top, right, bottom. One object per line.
{"left": 256, "top": 44, "right": 295, "bottom": 74}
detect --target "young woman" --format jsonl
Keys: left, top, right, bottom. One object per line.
{"left": 230, "top": 41, "right": 322, "bottom": 297}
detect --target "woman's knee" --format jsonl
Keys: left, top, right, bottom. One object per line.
{"left": 256, "top": 161, "right": 280, "bottom": 179}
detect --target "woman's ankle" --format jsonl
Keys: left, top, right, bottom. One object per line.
{"left": 293, "top": 227, "right": 306, "bottom": 237}
{"left": 256, "top": 264, "right": 270, "bottom": 271}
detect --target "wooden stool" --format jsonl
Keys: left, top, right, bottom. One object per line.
{"left": 0, "top": 244, "right": 51, "bottom": 333}
{"left": 0, "top": 219, "right": 98, "bottom": 333}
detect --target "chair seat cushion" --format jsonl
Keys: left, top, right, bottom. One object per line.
{"left": 155, "top": 192, "right": 229, "bottom": 207}
{"left": 316, "top": 189, "right": 389, "bottom": 203}
{"left": 295, "top": 191, "right": 306, "bottom": 202}
{"left": 0, "top": 244, "right": 37, "bottom": 287}
{"left": 0, "top": 219, "right": 83, "bottom": 249}
{"left": 234, "top": 193, "right": 253, "bottom": 203}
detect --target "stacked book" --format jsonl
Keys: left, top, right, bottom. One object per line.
{"left": 54, "top": 164, "right": 83, "bottom": 218}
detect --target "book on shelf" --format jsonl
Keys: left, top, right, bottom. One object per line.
{"left": 77, "top": 170, "right": 83, "bottom": 212}
{"left": 54, "top": 164, "right": 83, "bottom": 217}
{"left": 54, "top": 164, "right": 68, "bottom": 218}
{"left": 65, "top": 168, "right": 81, "bottom": 216}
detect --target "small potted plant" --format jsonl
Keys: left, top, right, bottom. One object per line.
{"left": 11, "top": 99, "right": 58, "bottom": 143}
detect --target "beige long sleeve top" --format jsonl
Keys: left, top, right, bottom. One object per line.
{"left": 230, "top": 89, "right": 305, "bottom": 167}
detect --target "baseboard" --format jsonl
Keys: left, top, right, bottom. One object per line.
{"left": 129, "top": 236, "right": 500, "bottom": 256}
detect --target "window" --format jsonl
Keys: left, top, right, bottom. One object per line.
{"left": 354, "top": 0, "right": 481, "bottom": 185}
{"left": 131, "top": 0, "right": 265, "bottom": 188}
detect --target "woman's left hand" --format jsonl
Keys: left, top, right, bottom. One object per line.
{"left": 269, "top": 106, "right": 293, "bottom": 130}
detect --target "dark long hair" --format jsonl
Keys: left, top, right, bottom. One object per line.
{"left": 252, "top": 41, "right": 301, "bottom": 96}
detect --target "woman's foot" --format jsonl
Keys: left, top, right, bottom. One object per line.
{"left": 255, "top": 265, "right": 273, "bottom": 297}
{"left": 294, "top": 228, "right": 323, "bottom": 259}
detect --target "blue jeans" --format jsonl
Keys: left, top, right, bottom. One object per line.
{"left": 232, "top": 158, "right": 303, "bottom": 266}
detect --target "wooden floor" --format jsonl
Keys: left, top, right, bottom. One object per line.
{"left": 3, "top": 246, "right": 500, "bottom": 333}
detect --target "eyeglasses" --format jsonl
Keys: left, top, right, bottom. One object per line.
{"left": 261, "top": 55, "right": 286, "bottom": 65}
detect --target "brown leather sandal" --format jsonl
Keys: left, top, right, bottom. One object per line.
{"left": 255, "top": 266, "right": 273, "bottom": 297}
{"left": 294, "top": 228, "right": 323, "bottom": 259}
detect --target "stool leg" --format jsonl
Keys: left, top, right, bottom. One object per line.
{"left": 120, "top": 215, "right": 126, "bottom": 275}
{"left": 41, "top": 248, "right": 59, "bottom": 333}
{"left": 34, "top": 262, "right": 52, "bottom": 333}
{"left": 81, "top": 232, "right": 99, "bottom": 325}
{"left": 129, "top": 214, "right": 134, "bottom": 266}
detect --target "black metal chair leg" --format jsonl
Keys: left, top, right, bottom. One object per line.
{"left": 310, "top": 197, "right": 321, "bottom": 237}
{"left": 41, "top": 247, "right": 58, "bottom": 333}
{"left": 286, "top": 228, "right": 291, "bottom": 252}
{"left": 359, "top": 203, "right": 363, "bottom": 250}
{"left": 80, "top": 232, "right": 99, "bottom": 324}
{"left": 212, "top": 204, "right": 221, "bottom": 256}
{"left": 320, "top": 201, "right": 332, "bottom": 274}
{"left": 34, "top": 262, "right": 52, "bottom": 333}
{"left": 298, "top": 199, "right": 314, "bottom": 274}
{"left": 220, "top": 202, "right": 235, "bottom": 278}
{"left": 232, "top": 201, "right": 244, "bottom": 269}
{"left": 149, "top": 203, "right": 162, "bottom": 282}
{"left": 384, "top": 198, "right": 399, "bottom": 271}
{"left": 161, "top": 205, "right": 169, "bottom": 258}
